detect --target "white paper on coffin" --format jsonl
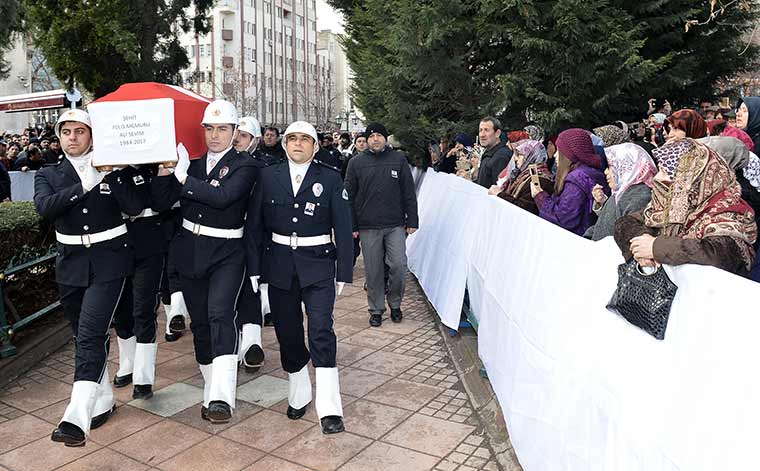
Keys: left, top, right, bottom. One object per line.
{"left": 89, "top": 98, "right": 178, "bottom": 167}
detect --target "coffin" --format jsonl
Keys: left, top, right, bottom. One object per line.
{"left": 88, "top": 82, "right": 211, "bottom": 166}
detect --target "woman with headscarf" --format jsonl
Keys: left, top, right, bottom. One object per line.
{"left": 531, "top": 129, "right": 608, "bottom": 235}
{"left": 593, "top": 124, "right": 630, "bottom": 148}
{"left": 524, "top": 125, "right": 544, "bottom": 142}
{"left": 664, "top": 109, "right": 708, "bottom": 141}
{"left": 736, "top": 97, "right": 760, "bottom": 155}
{"left": 488, "top": 140, "right": 554, "bottom": 214}
{"left": 584, "top": 143, "right": 656, "bottom": 241}
{"left": 614, "top": 139, "right": 757, "bottom": 277}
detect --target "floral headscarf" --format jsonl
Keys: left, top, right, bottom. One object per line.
{"left": 665, "top": 109, "right": 708, "bottom": 139}
{"left": 744, "top": 152, "right": 760, "bottom": 190}
{"left": 510, "top": 140, "right": 549, "bottom": 180}
{"left": 605, "top": 143, "right": 656, "bottom": 203}
{"left": 721, "top": 126, "right": 754, "bottom": 151}
{"left": 645, "top": 139, "right": 756, "bottom": 270}
{"left": 524, "top": 125, "right": 544, "bottom": 142}
{"left": 593, "top": 125, "right": 630, "bottom": 147}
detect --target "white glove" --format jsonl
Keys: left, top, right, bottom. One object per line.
{"left": 336, "top": 282, "right": 345, "bottom": 296}
{"left": 250, "top": 275, "right": 260, "bottom": 293}
{"left": 175, "top": 142, "right": 190, "bottom": 183}
{"left": 82, "top": 169, "right": 106, "bottom": 193}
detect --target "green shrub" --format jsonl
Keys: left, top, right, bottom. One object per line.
{"left": 0, "top": 201, "right": 54, "bottom": 270}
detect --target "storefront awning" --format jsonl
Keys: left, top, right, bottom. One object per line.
{"left": 0, "top": 89, "right": 67, "bottom": 113}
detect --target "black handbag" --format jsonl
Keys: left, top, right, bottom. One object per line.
{"left": 606, "top": 259, "right": 678, "bottom": 340}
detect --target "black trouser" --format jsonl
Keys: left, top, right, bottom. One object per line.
{"left": 236, "top": 269, "right": 263, "bottom": 328}
{"left": 59, "top": 278, "right": 126, "bottom": 382}
{"left": 112, "top": 255, "right": 164, "bottom": 343}
{"left": 159, "top": 251, "right": 181, "bottom": 305}
{"left": 268, "top": 276, "right": 336, "bottom": 373}
{"left": 181, "top": 261, "right": 245, "bottom": 365}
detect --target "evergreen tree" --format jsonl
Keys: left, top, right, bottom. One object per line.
{"left": 0, "top": 0, "right": 24, "bottom": 80}
{"left": 23, "top": 0, "right": 215, "bottom": 98}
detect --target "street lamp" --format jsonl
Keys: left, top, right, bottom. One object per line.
{"left": 335, "top": 109, "right": 355, "bottom": 132}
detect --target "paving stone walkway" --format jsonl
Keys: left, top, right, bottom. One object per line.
{"left": 0, "top": 270, "right": 502, "bottom": 471}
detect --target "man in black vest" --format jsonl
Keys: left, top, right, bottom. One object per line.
{"left": 246, "top": 121, "right": 353, "bottom": 434}
{"left": 154, "top": 100, "right": 258, "bottom": 423}
{"left": 35, "top": 109, "right": 142, "bottom": 446}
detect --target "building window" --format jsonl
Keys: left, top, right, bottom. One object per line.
{"left": 297, "top": 14, "right": 304, "bottom": 26}
{"left": 264, "top": 2, "right": 271, "bottom": 14}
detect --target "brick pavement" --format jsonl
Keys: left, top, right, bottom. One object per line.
{"left": 0, "top": 270, "right": 503, "bottom": 471}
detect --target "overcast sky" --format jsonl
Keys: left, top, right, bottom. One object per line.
{"left": 316, "top": 0, "right": 345, "bottom": 34}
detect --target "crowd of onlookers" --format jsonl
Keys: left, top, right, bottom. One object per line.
{"left": 0, "top": 123, "right": 66, "bottom": 201}
{"left": 429, "top": 97, "right": 760, "bottom": 281}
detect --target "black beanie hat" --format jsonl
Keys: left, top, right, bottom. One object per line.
{"left": 364, "top": 123, "right": 389, "bottom": 139}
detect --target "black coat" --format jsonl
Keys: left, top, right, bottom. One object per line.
{"left": 254, "top": 143, "right": 286, "bottom": 166}
{"left": 119, "top": 165, "right": 173, "bottom": 259}
{"left": 245, "top": 160, "right": 353, "bottom": 290}
{"left": 34, "top": 159, "right": 142, "bottom": 287}
{"left": 0, "top": 164, "right": 9, "bottom": 201}
{"left": 477, "top": 142, "right": 512, "bottom": 188}
{"left": 153, "top": 149, "right": 259, "bottom": 279}
{"left": 344, "top": 147, "right": 419, "bottom": 231}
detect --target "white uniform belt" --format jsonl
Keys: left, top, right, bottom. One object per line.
{"left": 56, "top": 225, "right": 128, "bottom": 247}
{"left": 271, "top": 232, "right": 332, "bottom": 248}
{"left": 123, "top": 208, "right": 159, "bottom": 220}
{"left": 182, "top": 219, "right": 243, "bottom": 239}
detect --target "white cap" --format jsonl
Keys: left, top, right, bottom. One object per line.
{"left": 55, "top": 109, "right": 91, "bottom": 139}
{"left": 239, "top": 116, "right": 262, "bottom": 138}
{"left": 282, "top": 121, "right": 319, "bottom": 157}
{"left": 282, "top": 121, "right": 318, "bottom": 143}
{"left": 201, "top": 100, "right": 238, "bottom": 126}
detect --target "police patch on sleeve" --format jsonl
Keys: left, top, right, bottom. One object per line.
{"left": 342, "top": 189, "right": 349, "bottom": 200}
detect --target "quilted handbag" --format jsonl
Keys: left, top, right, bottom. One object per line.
{"left": 606, "top": 260, "right": 678, "bottom": 340}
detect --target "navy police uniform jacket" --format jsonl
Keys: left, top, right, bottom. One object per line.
{"left": 153, "top": 148, "right": 258, "bottom": 278}
{"left": 253, "top": 144, "right": 285, "bottom": 167}
{"left": 119, "top": 165, "right": 172, "bottom": 260}
{"left": 34, "top": 159, "right": 142, "bottom": 287}
{"left": 246, "top": 160, "right": 353, "bottom": 291}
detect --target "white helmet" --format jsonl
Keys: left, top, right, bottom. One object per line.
{"left": 282, "top": 121, "right": 319, "bottom": 157}
{"left": 55, "top": 108, "right": 91, "bottom": 139}
{"left": 238, "top": 116, "right": 262, "bottom": 138}
{"left": 201, "top": 100, "right": 238, "bottom": 126}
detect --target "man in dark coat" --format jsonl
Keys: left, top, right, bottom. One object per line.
{"left": 476, "top": 116, "right": 513, "bottom": 188}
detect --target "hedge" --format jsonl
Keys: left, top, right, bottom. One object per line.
{"left": 0, "top": 201, "right": 54, "bottom": 270}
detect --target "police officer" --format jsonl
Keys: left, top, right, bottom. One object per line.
{"left": 160, "top": 221, "right": 191, "bottom": 342}
{"left": 154, "top": 100, "right": 258, "bottom": 423}
{"left": 232, "top": 116, "right": 266, "bottom": 372}
{"left": 246, "top": 121, "right": 353, "bottom": 434}
{"left": 35, "top": 109, "right": 142, "bottom": 446}
{"left": 110, "top": 163, "right": 170, "bottom": 400}
{"left": 316, "top": 133, "right": 342, "bottom": 170}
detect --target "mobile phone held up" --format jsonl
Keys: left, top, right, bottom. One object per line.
{"left": 528, "top": 164, "right": 540, "bottom": 186}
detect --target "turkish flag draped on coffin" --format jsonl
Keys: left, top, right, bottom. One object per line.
{"left": 88, "top": 82, "right": 211, "bottom": 166}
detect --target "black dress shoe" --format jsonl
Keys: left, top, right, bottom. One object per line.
{"left": 390, "top": 308, "right": 403, "bottom": 323}
{"left": 369, "top": 314, "right": 382, "bottom": 327}
{"left": 320, "top": 415, "right": 345, "bottom": 434}
{"left": 287, "top": 404, "right": 309, "bottom": 420}
{"left": 113, "top": 373, "right": 132, "bottom": 388}
{"left": 164, "top": 331, "right": 182, "bottom": 342}
{"left": 169, "top": 315, "right": 186, "bottom": 333}
{"left": 132, "top": 384, "right": 153, "bottom": 400}
{"left": 263, "top": 313, "right": 273, "bottom": 326}
{"left": 205, "top": 401, "right": 232, "bottom": 423}
{"left": 243, "top": 345, "right": 265, "bottom": 373}
{"left": 90, "top": 405, "right": 116, "bottom": 430}
{"left": 51, "top": 421, "right": 86, "bottom": 447}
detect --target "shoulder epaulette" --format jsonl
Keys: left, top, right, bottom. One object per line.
{"left": 314, "top": 159, "right": 341, "bottom": 172}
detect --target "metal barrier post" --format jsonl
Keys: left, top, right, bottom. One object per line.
{"left": 0, "top": 273, "right": 17, "bottom": 358}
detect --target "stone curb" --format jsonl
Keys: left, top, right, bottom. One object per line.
{"left": 0, "top": 322, "right": 72, "bottom": 390}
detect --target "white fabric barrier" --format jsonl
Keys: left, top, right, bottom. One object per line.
{"left": 407, "top": 168, "right": 760, "bottom": 471}
{"left": 9, "top": 170, "right": 35, "bottom": 201}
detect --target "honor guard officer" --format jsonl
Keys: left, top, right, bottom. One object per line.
{"left": 111, "top": 163, "right": 171, "bottom": 400}
{"left": 34, "top": 109, "right": 142, "bottom": 446}
{"left": 246, "top": 121, "right": 353, "bottom": 434}
{"left": 154, "top": 100, "right": 258, "bottom": 423}
{"left": 232, "top": 116, "right": 267, "bottom": 372}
